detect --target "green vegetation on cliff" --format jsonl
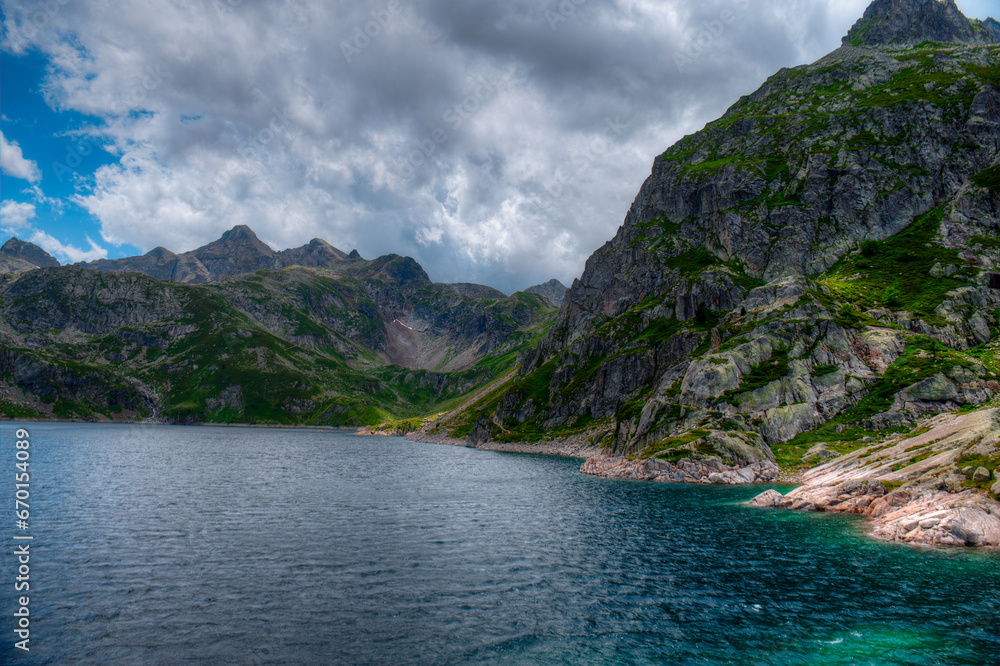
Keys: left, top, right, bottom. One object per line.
{"left": 1, "top": 263, "right": 557, "bottom": 426}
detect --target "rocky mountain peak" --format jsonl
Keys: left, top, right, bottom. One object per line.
{"left": 977, "top": 17, "right": 1000, "bottom": 40}
{"left": 191, "top": 225, "right": 276, "bottom": 279}
{"left": 0, "top": 237, "right": 60, "bottom": 268}
{"left": 275, "top": 238, "right": 349, "bottom": 268}
{"left": 843, "top": 0, "right": 998, "bottom": 47}
{"left": 220, "top": 224, "right": 262, "bottom": 242}
{"left": 145, "top": 246, "right": 177, "bottom": 260}
{"left": 525, "top": 279, "right": 568, "bottom": 306}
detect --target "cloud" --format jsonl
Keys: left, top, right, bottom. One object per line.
{"left": 27, "top": 229, "right": 107, "bottom": 263}
{"left": 0, "top": 200, "right": 37, "bottom": 231}
{"left": 0, "top": 131, "right": 42, "bottom": 183}
{"left": 2, "top": 0, "right": 877, "bottom": 292}
{"left": 0, "top": 197, "right": 107, "bottom": 261}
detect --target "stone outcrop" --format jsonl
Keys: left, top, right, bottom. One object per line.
{"left": 750, "top": 408, "right": 1000, "bottom": 547}
{"left": 843, "top": 0, "right": 1000, "bottom": 47}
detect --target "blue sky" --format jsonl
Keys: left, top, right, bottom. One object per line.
{"left": 1, "top": 49, "right": 123, "bottom": 260}
{"left": 1, "top": 0, "right": 996, "bottom": 290}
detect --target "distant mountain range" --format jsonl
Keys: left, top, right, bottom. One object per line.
{"left": 0, "top": 227, "right": 568, "bottom": 303}
{"left": 0, "top": 227, "right": 565, "bottom": 425}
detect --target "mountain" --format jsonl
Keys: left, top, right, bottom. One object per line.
{"left": 79, "top": 225, "right": 353, "bottom": 283}
{"left": 978, "top": 17, "right": 1000, "bottom": 42}
{"left": 443, "top": 283, "right": 508, "bottom": 300}
{"left": 422, "top": 0, "right": 1000, "bottom": 545}
{"left": 525, "top": 279, "right": 568, "bottom": 306}
{"left": 0, "top": 238, "right": 60, "bottom": 272}
{"left": 187, "top": 224, "right": 278, "bottom": 279}
{"left": 84, "top": 246, "right": 211, "bottom": 283}
{"left": 0, "top": 241, "right": 556, "bottom": 425}
{"left": 844, "top": 0, "right": 999, "bottom": 47}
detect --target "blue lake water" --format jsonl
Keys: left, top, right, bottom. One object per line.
{"left": 0, "top": 422, "right": 997, "bottom": 664}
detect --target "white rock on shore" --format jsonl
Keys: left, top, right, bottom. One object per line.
{"left": 749, "top": 408, "right": 1000, "bottom": 548}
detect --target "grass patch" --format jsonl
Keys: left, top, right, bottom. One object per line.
{"left": 971, "top": 165, "right": 1000, "bottom": 195}
{"left": 0, "top": 400, "right": 44, "bottom": 420}
{"left": 643, "top": 429, "right": 710, "bottom": 460}
{"left": 721, "top": 350, "right": 791, "bottom": 403}
{"left": 817, "top": 207, "right": 971, "bottom": 321}
{"left": 956, "top": 453, "right": 999, "bottom": 491}
{"left": 665, "top": 247, "right": 722, "bottom": 277}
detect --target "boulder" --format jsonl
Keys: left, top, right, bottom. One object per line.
{"left": 899, "top": 373, "right": 959, "bottom": 402}
{"left": 748, "top": 489, "right": 785, "bottom": 508}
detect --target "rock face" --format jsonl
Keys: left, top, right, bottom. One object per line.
{"left": 525, "top": 279, "right": 569, "bottom": 306}
{"left": 440, "top": 283, "right": 507, "bottom": 301}
{"left": 750, "top": 409, "right": 1000, "bottom": 547}
{"left": 843, "top": 0, "right": 999, "bottom": 47}
{"left": 188, "top": 225, "right": 277, "bottom": 279}
{"left": 440, "top": 0, "right": 1000, "bottom": 499}
{"left": 275, "top": 238, "right": 349, "bottom": 270}
{"left": 0, "top": 238, "right": 60, "bottom": 270}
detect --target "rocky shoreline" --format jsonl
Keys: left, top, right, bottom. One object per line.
{"left": 406, "top": 429, "right": 598, "bottom": 458}
{"left": 393, "top": 409, "right": 1000, "bottom": 549}
{"left": 750, "top": 483, "right": 1000, "bottom": 548}
{"left": 749, "top": 409, "right": 1000, "bottom": 549}
{"left": 579, "top": 456, "right": 779, "bottom": 485}
{"left": 407, "top": 429, "right": 779, "bottom": 484}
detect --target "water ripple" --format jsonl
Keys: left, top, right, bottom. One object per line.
{"left": 1, "top": 423, "right": 997, "bottom": 665}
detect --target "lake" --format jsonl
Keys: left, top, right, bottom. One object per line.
{"left": 1, "top": 423, "right": 997, "bottom": 664}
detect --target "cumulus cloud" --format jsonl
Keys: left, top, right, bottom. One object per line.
{"left": 0, "top": 131, "right": 41, "bottom": 183}
{"left": 1, "top": 0, "right": 897, "bottom": 291}
{"left": 0, "top": 200, "right": 36, "bottom": 231}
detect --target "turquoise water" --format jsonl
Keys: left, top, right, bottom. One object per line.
{"left": 1, "top": 423, "right": 997, "bottom": 664}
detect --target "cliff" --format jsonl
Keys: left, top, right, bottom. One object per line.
{"left": 423, "top": 0, "right": 1000, "bottom": 545}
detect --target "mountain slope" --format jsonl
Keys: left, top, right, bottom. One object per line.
{"left": 429, "top": 1, "right": 1000, "bottom": 503}
{"left": 0, "top": 238, "right": 60, "bottom": 273}
{"left": 0, "top": 254, "right": 556, "bottom": 425}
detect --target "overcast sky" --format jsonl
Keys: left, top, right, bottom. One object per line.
{"left": 0, "top": 0, "right": 995, "bottom": 292}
